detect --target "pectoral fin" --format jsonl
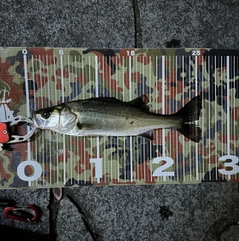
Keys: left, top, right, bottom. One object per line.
{"left": 77, "top": 122, "right": 100, "bottom": 130}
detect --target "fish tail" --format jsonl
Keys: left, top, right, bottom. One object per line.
{"left": 177, "top": 124, "right": 202, "bottom": 142}
{"left": 175, "top": 95, "right": 202, "bottom": 142}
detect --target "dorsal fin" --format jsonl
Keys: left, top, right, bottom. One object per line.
{"left": 128, "top": 95, "right": 150, "bottom": 112}
{"left": 139, "top": 131, "right": 154, "bottom": 141}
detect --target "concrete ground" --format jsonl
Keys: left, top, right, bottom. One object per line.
{"left": 1, "top": 0, "right": 239, "bottom": 240}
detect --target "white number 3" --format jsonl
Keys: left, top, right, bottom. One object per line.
{"left": 218, "top": 155, "right": 239, "bottom": 177}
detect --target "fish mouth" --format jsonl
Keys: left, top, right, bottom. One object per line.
{"left": 31, "top": 114, "right": 43, "bottom": 129}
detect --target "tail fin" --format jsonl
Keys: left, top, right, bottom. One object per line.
{"left": 176, "top": 95, "right": 202, "bottom": 122}
{"left": 177, "top": 124, "right": 202, "bottom": 143}
{"left": 175, "top": 96, "right": 202, "bottom": 142}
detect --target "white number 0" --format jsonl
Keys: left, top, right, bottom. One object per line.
{"left": 17, "top": 161, "right": 42, "bottom": 186}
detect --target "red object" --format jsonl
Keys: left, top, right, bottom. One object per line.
{"left": 0, "top": 123, "right": 9, "bottom": 143}
{"left": 3, "top": 205, "right": 40, "bottom": 223}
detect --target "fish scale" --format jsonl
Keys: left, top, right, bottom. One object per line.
{"left": 0, "top": 47, "right": 238, "bottom": 188}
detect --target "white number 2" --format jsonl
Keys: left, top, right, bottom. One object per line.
{"left": 192, "top": 50, "right": 200, "bottom": 56}
{"left": 152, "top": 157, "right": 174, "bottom": 181}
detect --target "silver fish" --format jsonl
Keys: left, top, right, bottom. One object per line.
{"left": 32, "top": 95, "right": 202, "bottom": 142}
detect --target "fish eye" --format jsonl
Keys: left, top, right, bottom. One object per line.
{"left": 41, "top": 111, "right": 52, "bottom": 119}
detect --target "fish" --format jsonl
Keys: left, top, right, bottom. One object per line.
{"left": 32, "top": 95, "right": 202, "bottom": 142}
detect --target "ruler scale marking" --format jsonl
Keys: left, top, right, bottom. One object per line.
{"left": 215, "top": 56, "right": 218, "bottom": 181}
{"left": 234, "top": 55, "right": 237, "bottom": 180}
{"left": 116, "top": 55, "right": 119, "bottom": 183}
{"left": 162, "top": 55, "right": 166, "bottom": 182}
{"left": 142, "top": 54, "right": 146, "bottom": 183}
{"left": 129, "top": 55, "right": 133, "bottom": 183}
{"left": 170, "top": 55, "right": 173, "bottom": 182}
{"left": 22, "top": 50, "right": 33, "bottom": 186}
{"left": 39, "top": 53, "right": 46, "bottom": 185}
{"left": 179, "top": 55, "right": 183, "bottom": 181}
{"left": 222, "top": 56, "right": 225, "bottom": 180}
{"left": 156, "top": 54, "right": 159, "bottom": 179}
{"left": 53, "top": 54, "right": 59, "bottom": 185}
{"left": 149, "top": 55, "right": 153, "bottom": 182}
{"left": 67, "top": 55, "right": 73, "bottom": 186}
{"left": 195, "top": 55, "right": 199, "bottom": 181}
{"left": 209, "top": 55, "right": 212, "bottom": 181}
{"left": 233, "top": 56, "right": 236, "bottom": 161}
{"left": 46, "top": 54, "right": 50, "bottom": 185}
{"left": 60, "top": 51, "right": 66, "bottom": 185}
{"left": 122, "top": 55, "right": 126, "bottom": 182}
{"left": 184, "top": 55, "right": 189, "bottom": 182}
{"left": 46, "top": 54, "right": 51, "bottom": 185}
{"left": 31, "top": 55, "right": 39, "bottom": 185}
{"left": 226, "top": 56, "right": 231, "bottom": 180}
{"left": 82, "top": 54, "right": 86, "bottom": 184}
{"left": 89, "top": 56, "right": 93, "bottom": 184}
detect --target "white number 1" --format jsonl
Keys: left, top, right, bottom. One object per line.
{"left": 126, "top": 50, "right": 135, "bottom": 56}
{"left": 90, "top": 158, "right": 103, "bottom": 183}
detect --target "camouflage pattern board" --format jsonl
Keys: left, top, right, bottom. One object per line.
{"left": 0, "top": 47, "right": 238, "bottom": 189}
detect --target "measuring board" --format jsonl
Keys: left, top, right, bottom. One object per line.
{"left": 0, "top": 47, "right": 238, "bottom": 188}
